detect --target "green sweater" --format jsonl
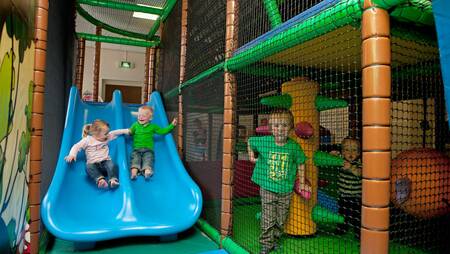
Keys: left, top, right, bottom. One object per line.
{"left": 130, "top": 122, "right": 175, "bottom": 150}
{"left": 248, "top": 136, "right": 307, "bottom": 193}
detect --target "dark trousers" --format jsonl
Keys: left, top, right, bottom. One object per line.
{"left": 337, "top": 196, "right": 361, "bottom": 237}
{"left": 86, "top": 160, "right": 117, "bottom": 183}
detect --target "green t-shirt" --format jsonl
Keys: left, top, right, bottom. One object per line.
{"left": 130, "top": 122, "right": 175, "bottom": 150}
{"left": 248, "top": 136, "right": 307, "bottom": 194}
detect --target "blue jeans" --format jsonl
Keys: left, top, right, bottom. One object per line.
{"left": 131, "top": 148, "right": 154, "bottom": 172}
{"left": 86, "top": 160, "right": 118, "bottom": 183}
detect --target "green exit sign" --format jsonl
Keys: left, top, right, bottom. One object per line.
{"left": 120, "top": 61, "right": 133, "bottom": 69}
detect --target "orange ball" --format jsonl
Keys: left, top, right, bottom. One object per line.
{"left": 391, "top": 148, "right": 450, "bottom": 219}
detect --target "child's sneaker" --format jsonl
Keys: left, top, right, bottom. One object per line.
{"left": 109, "top": 178, "right": 120, "bottom": 188}
{"left": 130, "top": 168, "right": 138, "bottom": 180}
{"left": 97, "top": 178, "right": 108, "bottom": 189}
{"left": 144, "top": 168, "right": 153, "bottom": 179}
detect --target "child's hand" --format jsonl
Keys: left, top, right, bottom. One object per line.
{"left": 330, "top": 150, "right": 340, "bottom": 156}
{"left": 300, "top": 182, "right": 312, "bottom": 193}
{"left": 172, "top": 118, "right": 178, "bottom": 126}
{"left": 249, "top": 156, "right": 257, "bottom": 163}
{"left": 343, "top": 160, "right": 351, "bottom": 170}
{"left": 65, "top": 155, "right": 76, "bottom": 163}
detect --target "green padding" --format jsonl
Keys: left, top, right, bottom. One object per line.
{"left": 78, "top": 0, "right": 164, "bottom": 15}
{"left": 371, "top": 0, "right": 408, "bottom": 9}
{"left": 197, "top": 219, "right": 249, "bottom": 254}
{"left": 225, "top": 0, "right": 363, "bottom": 71}
{"left": 76, "top": 3, "right": 152, "bottom": 40}
{"left": 147, "top": 0, "right": 177, "bottom": 39}
{"left": 315, "top": 96, "right": 348, "bottom": 111}
{"left": 164, "top": 62, "right": 225, "bottom": 99}
{"left": 77, "top": 33, "right": 159, "bottom": 47}
{"left": 390, "top": 0, "right": 433, "bottom": 26}
{"left": 313, "top": 151, "right": 344, "bottom": 167}
{"left": 312, "top": 205, "right": 344, "bottom": 224}
{"left": 260, "top": 94, "right": 292, "bottom": 109}
{"left": 263, "top": 0, "right": 282, "bottom": 27}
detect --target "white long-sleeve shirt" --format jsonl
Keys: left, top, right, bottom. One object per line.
{"left": 68, "top": 129, "right": 129, "bottom": 164}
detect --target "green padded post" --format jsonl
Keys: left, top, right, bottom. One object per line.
{"left": 77, "top": 33, "right": 159, "bottom": 47}
{"left": 313, "top": 151, "right": 344, "bottom": 167}
{"left": 312, "top": 205, "right": 344, "bottom": 224}
{"left": 263, "top": 0, "right": 282, "bottom": 27}
{"left": 260, "top": 94, "right": 293, "bottom": 109}
{"left": 315, "top": 96, "right": 348, "bottom": 111}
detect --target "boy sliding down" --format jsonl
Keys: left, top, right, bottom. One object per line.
{"left": 248, "top": 109, "right": 311, "bottom": 254}
{"left": 119, "top": 105, "right": 177, "bottom": 180}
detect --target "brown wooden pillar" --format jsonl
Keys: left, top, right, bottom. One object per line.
{"left": 221, "top": 0, "right": 239, "bottom": 236}
{"left": 361, "top": 1, "right": 391, "bottom": 253}
{"left": 148, "top": 48, "right": 156, "bottom": 96}
{"left": 30, "top": 0, "right": 49, "bottom": 253}
{"left": 178, "top": 0, "right": 188, "bottom": 157}
{"left": 93, "top": 26, "right": 101, "bottom": 102}
{"left": 144, "top": 47, "right": 156, "bottom": 103}
{"left": 144, "top": 47, "right": 150, "bottom": 102}
{"left": 75, "top": 38, "right": 85, "bottom": 92}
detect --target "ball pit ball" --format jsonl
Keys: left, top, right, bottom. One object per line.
{"left": 391, "top": 148, "right": 450, "bottom": 219}
{"left": 295, "top": 121, "right": 314, "bottom": 138}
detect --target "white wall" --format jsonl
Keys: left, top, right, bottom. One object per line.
{"left": 82, "top": 45, "right": 146, "bottom": 101}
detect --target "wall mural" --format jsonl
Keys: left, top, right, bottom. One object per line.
{"left": 0, "top": 1, "right": 35, "bottom": 253}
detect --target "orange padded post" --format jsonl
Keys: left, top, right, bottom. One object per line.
{"left": 30, "top": 1, "right": 49, "bottom": 253}
{"left": 221, "top": 0, "right": 239, "bottom": 236}
{"left": 361, "top": 1, "right": 391, "bottom": 253}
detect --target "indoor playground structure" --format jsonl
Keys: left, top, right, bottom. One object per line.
{"left": 1, "top": 0, "right": 450, "bottom": 254}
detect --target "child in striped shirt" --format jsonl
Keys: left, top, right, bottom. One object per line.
{"left": 335, "top": 137, "right": 362, "bottom": 238}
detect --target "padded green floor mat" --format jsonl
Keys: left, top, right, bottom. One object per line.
{"left": 45, "top": 227, "right": 219, "bottom": 254}
{"left": 232, "top": 204, "right": 429, "bottom": 254}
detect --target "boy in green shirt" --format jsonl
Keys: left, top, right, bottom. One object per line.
{"left": 122, "top": 105, "right": 177, "bottom": 179}
{"left": 248, "top": 109, "right": 311, "bottom": 254}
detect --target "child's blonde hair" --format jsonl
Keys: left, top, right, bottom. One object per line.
{"left": 82, "top": 119, "right": 110, "bottom": 138}
{"left": 269, "top": 109, "right": 294, "bottom": 129}
{"left": 139, "top": 105, "right": 154, "bottom": 114}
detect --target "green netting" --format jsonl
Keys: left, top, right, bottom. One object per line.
{"left": 184, "top": 0, "right": 226, "bottom": 81}
{"left": 182, "top": 72, "right": 225, "bottom": 232}
{"left": 152, "top": 0, "right": 449, "bottom": 253}
{"left": 389, "top": 20, "right": 448, "bottom": 254}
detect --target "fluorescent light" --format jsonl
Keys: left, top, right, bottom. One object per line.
{"left": 133, "top": 12, "right": 159, "bottom": 20}
{"left": 133, "top": 3, "right": 161, "bottom": 20}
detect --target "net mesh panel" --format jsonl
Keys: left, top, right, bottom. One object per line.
{"left": 184, "top": 0, "right": 226, "bottom": 81}
{"left": 389, "top": 23, "right": 450, "bottom": 254}
{"left": 158, "top": 0, "right": 181, "bottom": 141}
{"left": 238, "top": 0, "right": 325, "bottom": 47}
{"left": 80, "top": 1, "right": 166, "bottom": 35}
{"left": 232, "top": 1, "right": 364, "bottom": 252}
{"left": 180, "top": 0, "right": 226, "bottom": 231}
{"left": 182, "top": 73, "right": 224, "bottom": 230}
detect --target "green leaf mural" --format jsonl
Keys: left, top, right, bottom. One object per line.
{"left": 18, "top": 82, "right": 33, "bottom": 172}
{"left": 0, "top": 51, "right": 14, "bottom": 142}
{"left": 0, "top": 145, "right": 4, "bottom": 200}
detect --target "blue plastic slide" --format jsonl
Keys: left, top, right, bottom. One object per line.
{"left": 41, "top": 87, "right": 202, "bottom": 242}
{"left": 433, "top": 0, "right": 450, "bottom": 127}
